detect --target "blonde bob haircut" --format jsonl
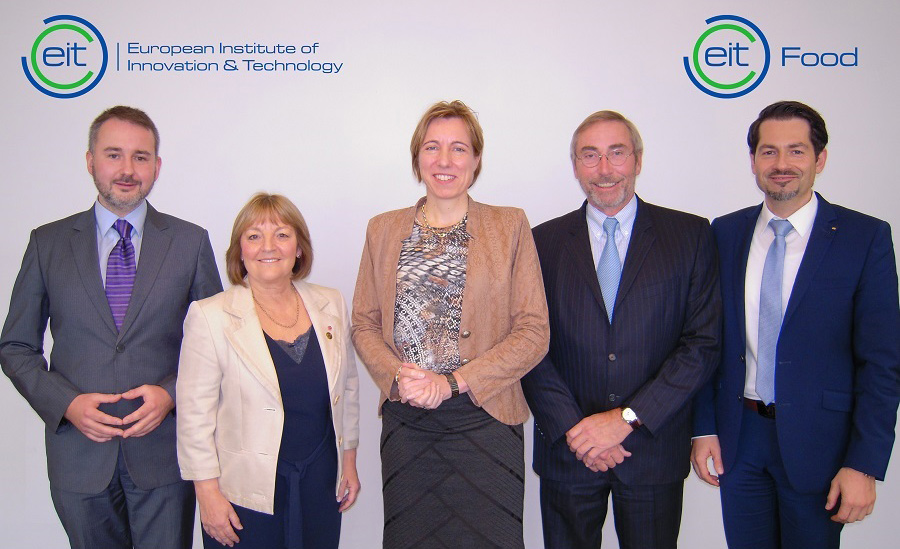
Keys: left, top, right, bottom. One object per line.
{"left": 570, "top": 110, "right": 644, "bottom": 164}
{"left": 225, "top": 193, "right": 314, "bottom": 286}
{"left": 410, "top": 100, "right": 484, "bottom": 185}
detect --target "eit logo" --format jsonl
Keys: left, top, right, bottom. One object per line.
{"left": 22, "top": 15, "right": 108, "bottom": 99}
{"left": 683, "top": 15, "right": 770, "bottom": 99}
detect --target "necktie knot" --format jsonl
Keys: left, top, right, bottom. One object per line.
{"left": 603, "top": 217, "right": 619, "bottom": 237}
{"left": 769, "top": 218, "right": 793, "bottom": 239}
{"left": 113, "top": 219, "right": 132, "bottom": 240}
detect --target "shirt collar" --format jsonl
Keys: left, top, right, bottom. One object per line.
{"left": 586, "top": 193, "right": 638, "bottom": 237}
{"left": 94, "top": 200, "right": 148, "bottom": 238}
{"left": 758, "top": 193, "right": 818, "bottom": 238}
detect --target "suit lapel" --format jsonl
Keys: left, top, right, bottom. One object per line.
{"left": 564, "top": 202, "right": 607, "bottom": 313}
{"left": 223, "top": 285, "right": 282, "bottom": 400}
{"left": 735, "top": 205, "right": 761, "bottom": 348}
{"left": 298, "top": 282, "right": 341, "bottom": 394}
{"left": 616, "top": 199, "right": 655, "bottom": 311}
{"left": 119, "top": 204, "right": 171, "bottom": 338}
{"left": 70, "top": 208, "right": 118, "bottom": 336}
{"left": 783, "top": 195, "right": 837, "bottom": 327}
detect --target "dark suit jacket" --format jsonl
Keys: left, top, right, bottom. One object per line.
{"left": 693, "top": 193, "right": 900, "bottom": 493}
{"left": 523, "top": 198, "right": 721, "bottom": 485}
{"left": 0, "top": 203, "right": 222, "bottom": 493}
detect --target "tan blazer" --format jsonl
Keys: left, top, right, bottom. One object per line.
{"left": 176, "top": 280, "right": 359, "bottom": 514}
{"left": 352, "top": 197, "right": 549, "bottom": 425}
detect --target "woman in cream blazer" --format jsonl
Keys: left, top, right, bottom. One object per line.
{"left": 177, "top": 193, "right": 359, "bottom": 549}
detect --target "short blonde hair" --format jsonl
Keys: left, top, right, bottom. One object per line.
{"left": 225, "top": 193, "right": 314, "bottom": 286}
{"left": 410, "top": 100, "right": 484, "bottom": 185}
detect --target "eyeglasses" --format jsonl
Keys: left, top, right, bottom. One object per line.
{"left": 576, "top": 150, "right": 634, "bottom": 168}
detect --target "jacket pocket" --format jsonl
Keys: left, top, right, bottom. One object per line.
{"left": 822, "top": 390, "right": 853, "bottom": 412}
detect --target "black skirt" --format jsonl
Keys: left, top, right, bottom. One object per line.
{"left": 380, "top": 396, "right": 525, "bottom": 549}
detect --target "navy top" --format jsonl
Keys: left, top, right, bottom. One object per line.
{"left": 264, "top": 327, "right": 332, "bottom": 462}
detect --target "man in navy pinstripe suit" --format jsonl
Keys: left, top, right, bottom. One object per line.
{"left": 522, "top": 110, "right": 721, "bottom": 548}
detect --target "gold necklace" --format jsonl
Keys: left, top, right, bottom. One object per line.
{"left": 420, "top": 203, "right": 467, "bottom": 238}
{"left": 252, "top": 286, "right": 300, "bottom": 328}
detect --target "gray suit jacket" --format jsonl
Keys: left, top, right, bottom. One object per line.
{"left": 0, "top": 202, "right": 222, "bottom": 493}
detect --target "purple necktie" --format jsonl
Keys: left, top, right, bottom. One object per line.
{"left": 106, "top": 219, "right": 136, "bottom": 331}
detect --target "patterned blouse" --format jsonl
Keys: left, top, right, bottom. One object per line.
{"left": 393, "top": 217, "right": 470, "bottom": 374}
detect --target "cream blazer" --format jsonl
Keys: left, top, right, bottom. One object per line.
{"left": 176, "top": 280, "right": 360, "bottom": 514}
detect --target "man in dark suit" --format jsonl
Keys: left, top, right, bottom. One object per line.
{"left": 0, "top": 106, "right": 222, "bottom": 548}
{"left": 522, "top": 110, "right": 721, "bottom": 548}
{"left": 691, "top": 101, "right": 900, "bottom": 548}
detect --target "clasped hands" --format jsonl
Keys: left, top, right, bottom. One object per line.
{"left": 63, "top": 384, "right": 174, "bottom": 442}
{"left": 565, "top": 409, "right": 634, "bottom": 472}
{"left": 397, "top": 363, "right": 452, "bottom": 409}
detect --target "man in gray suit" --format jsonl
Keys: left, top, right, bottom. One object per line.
{"left": 0, "top": 106, "right": 222, "bottom": 548}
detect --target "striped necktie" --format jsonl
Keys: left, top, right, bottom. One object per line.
{"left": 106, "top": 219, "right": 136, "bottom": 331}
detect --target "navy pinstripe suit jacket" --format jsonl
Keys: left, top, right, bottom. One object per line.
{"left": 522, "top": 198, "right": 721, "bottom": 485}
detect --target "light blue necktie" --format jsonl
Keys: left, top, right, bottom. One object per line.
{"left": 597, "top": 217, "right": 621, "bottom": 322}
{"left": 756, "top": 218, "right": 793, "bottom": 405}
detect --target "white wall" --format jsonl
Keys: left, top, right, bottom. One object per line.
{"left": 1, "top": 1, "right": 897, "bottom": 546}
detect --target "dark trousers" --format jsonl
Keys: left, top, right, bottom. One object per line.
{"left": 540, "top": 474, "right": 683, "bottom": 549}
{"left": 50, "top": 446, "right": 194, "bottom": 549}
{"left": 719, "top": 406, "right": 843, "bottom": 549}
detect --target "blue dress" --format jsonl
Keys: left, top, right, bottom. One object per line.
{"left": 202, "top": 326, "right": 340, "bottom": 549}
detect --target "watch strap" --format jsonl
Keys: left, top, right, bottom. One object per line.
{"left": 444, "top": 373, "right": 460, "bottom": 398}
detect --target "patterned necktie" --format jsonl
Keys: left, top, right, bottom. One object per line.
{"left": 106, "top": 219, "right": 136, "bottom": 331}
{"left": 756, "top": 218, "right": 793, "bottom": 405}
{"left": 597, "top": 217, "right": 621, "bottom": 322}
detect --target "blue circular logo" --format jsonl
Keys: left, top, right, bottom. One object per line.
{"left": 683, "top": 15, "right": 770, "bottom": 99}
{"left": 22, "top": 15, "right": 108, "bottom": 99}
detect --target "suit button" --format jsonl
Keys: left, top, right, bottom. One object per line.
{"left": 461, "top": 330, "right": 471, "bottom": 338}
{"left": 461, "top": 358, "right": 470, "bottom": 365}
{"left": 608, "top": 393, "right": 616, "bottom": 402}
{"left": 740, "top": 354, "right": 745, "bottom": 362}
{"left": 116, "top": 344, "right": 125, "bottom": 353}
{"left": 333, "top": 395, "right": 340, "bottom": 405}
{"left": 608, "top": 354, "right": 617, "bottom": 362}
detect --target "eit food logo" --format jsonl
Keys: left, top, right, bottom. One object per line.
{"left": 22, "top": 15, "right": 108, "bottom": 99}
{"left": 683, "top": 15, "right": 770, "bottom": 99}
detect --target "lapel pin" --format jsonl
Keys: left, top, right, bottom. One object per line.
{"left": 325, "top": 325, "right": 333, "bottom": 339}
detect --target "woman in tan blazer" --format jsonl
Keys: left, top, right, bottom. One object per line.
{"left": 177, "top": 193, "right": 359, "bottom": 549}
{"left": 351, "top": 100, "right": 549, "bottom": 548}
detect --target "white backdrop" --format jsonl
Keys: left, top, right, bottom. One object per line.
{"left": 2, "top": 1, "right": 898, "bottom": 547}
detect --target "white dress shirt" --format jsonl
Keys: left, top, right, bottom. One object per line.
{"left": 743, "top": 194, "right": 818, "bottom": 400}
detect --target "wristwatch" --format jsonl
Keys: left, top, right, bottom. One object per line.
{"left": 621, "top": 407, "right": 642, "bottom": 430}
{"left": 444, "top": 373, "right": 460, "bottom": 398}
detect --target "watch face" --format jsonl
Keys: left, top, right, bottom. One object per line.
{"left": 622, "top": 408, "right": 637, "bottom": 423}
